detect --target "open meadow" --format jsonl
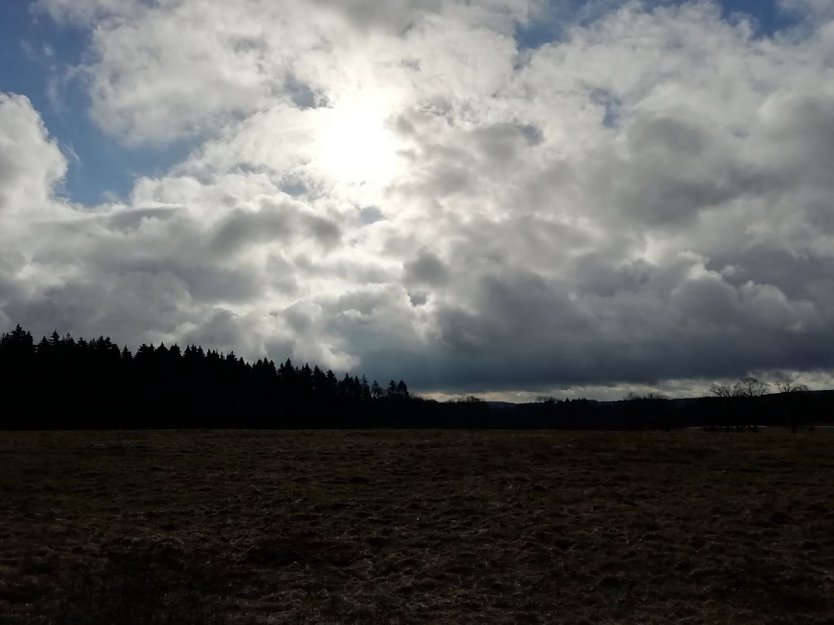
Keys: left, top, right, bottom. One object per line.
{"left": 0, "top": 429, "right": 832, "bottom": 624}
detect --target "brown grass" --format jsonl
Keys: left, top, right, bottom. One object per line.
{"left": 0, "top": 429, "right": 832, "bottom": 624}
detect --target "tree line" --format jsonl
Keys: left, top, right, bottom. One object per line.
{"left": 535, "top": 377, "right": 828, "bottom": 432}
{"left": 1, "top": 324, "right": 832, "bottom": 430}
{"left": 0, "top": 325, "right": 412, "bottom": 429}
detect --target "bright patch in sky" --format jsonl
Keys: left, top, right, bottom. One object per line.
{"left": 317, "top": 98, "right": 401, "bottom": 187}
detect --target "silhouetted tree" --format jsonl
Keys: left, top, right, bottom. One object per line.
{"left": 776, "top": 379, "right": 811, "bottom": 432}
{"left": 0, "top": 325, "right": 420, "bottom": 429}
{"left": 2, "top": 324, "right": 833, "bottom": 431}
{"left": 370, "top": 381, "right": 383, "bottom": 399}
{"left": 396, "top": 380, "right": 409, "bottom": 398}
{"left": 776, "top": 380, "right": 809, "bottom": 394}
{"left": 733, "top": 377, "right": 769, "bottom": 398}
{"left": 709, "top": 383, "right": 734, "bottom": 398}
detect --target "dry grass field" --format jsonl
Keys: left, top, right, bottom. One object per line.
{"left": 0, "top": 429, "right": 832, "bottom": 624}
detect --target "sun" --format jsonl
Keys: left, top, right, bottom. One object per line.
{"left": 315, "top": 97, "right": 400, "bottom": 187}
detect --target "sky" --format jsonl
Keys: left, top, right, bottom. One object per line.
{"left": 1, "top": 0, "right": 833, "bottom": 401}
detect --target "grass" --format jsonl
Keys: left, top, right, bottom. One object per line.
{"left": 0, "top": 429, "right": 832, "bottom": 624}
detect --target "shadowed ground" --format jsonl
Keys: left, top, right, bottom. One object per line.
{"left": 0, "top": 430, "right": 832, "bottom": 624}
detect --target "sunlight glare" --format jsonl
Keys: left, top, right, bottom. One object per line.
{"left": 316, "top": 98, "right": 400, "bottom": 187}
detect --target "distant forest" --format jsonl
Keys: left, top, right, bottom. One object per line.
{"left": 1, "top": 325, "right": 832, "bottom": 430}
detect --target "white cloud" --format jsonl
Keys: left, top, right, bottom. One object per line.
{"left": 0, "top": 94, "right": 68, "bottom": 216}
{"left": 5, "top": 0, "right": 834, "bottom": 395}
{"left": 779, "top": 0, "right": 834, "bottom": 18}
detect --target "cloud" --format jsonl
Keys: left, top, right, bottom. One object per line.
{"left": 779, "top": 0, "right": 834, "bottom": 18}
{"left": 0, "top": 94, "right": 67, "bottom": 215}
{"left": 35, "top": 0, "right": 147, "bottom": 25}
{"left": 4, "top": 0, "right": 834, "bottom": 397}
{"left": 404, "top": 249, "right": 450, "bottom": 288}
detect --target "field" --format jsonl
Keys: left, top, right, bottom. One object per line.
{"left": 0, "top": 430, "right": 832, "bottom": 625}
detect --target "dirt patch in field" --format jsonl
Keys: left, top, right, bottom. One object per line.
{"left": 0, "top": 429, "right": 832, "bottom": 624}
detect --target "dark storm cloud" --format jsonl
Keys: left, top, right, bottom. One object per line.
{"left": 210, "top": 207, "right": 291, "bottom": 255}
{"left": 404, "top": 249, "right": 450, "bottom": 287}
{"left": 472, "top": 122, "right": 545, "bottom": 162}
{"left": 211, "top": 202, "right": 341, "bottom": 256}
{"left": 758, "top": 93, "right": 834, "bottom": 189}
{"left": 6, "top": 273, "right": 194, "bottom": 344}
{"left": 180, "top": 309, "right": 248, "bottom": 351}
{"left": 585, "top": 112, "right": 771, "bottom": 226}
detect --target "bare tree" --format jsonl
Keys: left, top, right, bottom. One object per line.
{"left": 709, "top": 378, "right": 768, "bottom": 432}
{"left": 707, "top": 383, "right": 734, "bottom": 431}
{"left": 775, "top": 379, "right": 811, "bottom": 432}
{"left": 728, "top": 377, "right": 768, "bottom": 432}
{"left": 776, "top": 380, "right": 810, "bottom": 394}
{"left": 732, "top": 376, "right": 769, "bottom": 398}
{"left": 709, "top": 382, "right": 734, "bottom": 398}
